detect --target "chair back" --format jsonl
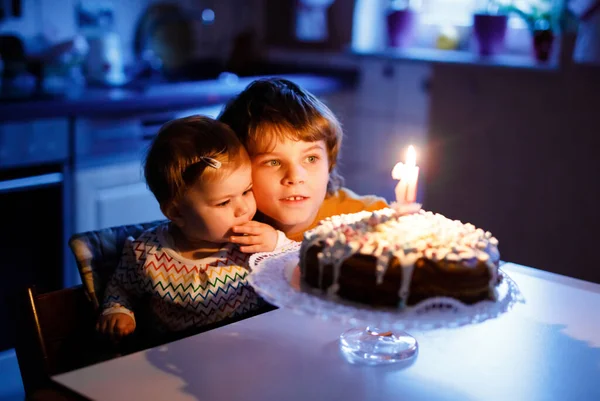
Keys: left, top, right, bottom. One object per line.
{"left": 68, "top": 220, "right": 165, "bottom": 309}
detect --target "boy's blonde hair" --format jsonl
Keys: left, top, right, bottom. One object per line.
{"left": 218, "top": 78, "right": 344, "bottom": 195}
{"left": 144, "top": 115, "right": 249, "bottom": 209}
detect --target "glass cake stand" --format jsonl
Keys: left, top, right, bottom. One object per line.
{"left": 338, "top": 326, "right": 418, "bottom": 365}
{"left": 248, "top": 245, "right": 524, "bottom": 366}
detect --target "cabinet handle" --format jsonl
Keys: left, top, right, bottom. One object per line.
{"left": 422, "top": 77, "right": 432, "bottom": 93}
{"left": 0, "top": 172, "right": 63, "bottom": 193}
{"left": 382, "top": 63, "right": 395, "bottom": 79}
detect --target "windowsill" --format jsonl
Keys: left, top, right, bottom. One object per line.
{"left": 350, "top": 47, "right": 560, "bottom": 71}
{"left": 265, "top": 46, "right": 561, "bottom": 72}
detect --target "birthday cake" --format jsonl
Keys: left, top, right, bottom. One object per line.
{"left": 299, "top": 207, "right": 501, "bottom": 308}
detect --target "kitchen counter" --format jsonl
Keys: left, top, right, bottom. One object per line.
{"left": 0, "top": 73, "right": 354, "bottom": 122}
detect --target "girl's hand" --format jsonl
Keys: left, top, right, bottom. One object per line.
{"left": 230, "top": 221, "right": 278, "bottom": 253}
{"left": 96, "top": 312, "right": 136, "bottom": 341}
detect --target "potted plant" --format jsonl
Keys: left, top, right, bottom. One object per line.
{"left": 387, "top": 0, "right": 418, "bottom": 48}
{"left": 472, "top": 1, "right": 511, "bottom": 56}
{"left": 504, "top": 0, "right": 557, "bottom": 62}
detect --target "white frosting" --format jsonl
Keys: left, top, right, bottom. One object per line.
{"left": 301, "top": 206, "right": 501, "bottom": 305}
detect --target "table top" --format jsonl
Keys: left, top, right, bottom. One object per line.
{"left": 53, "top": 263, "right": 600, "bottom": 401}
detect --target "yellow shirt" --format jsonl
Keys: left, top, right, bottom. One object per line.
{"left": 286, "top": 187, "right": 388, "bottom": 242}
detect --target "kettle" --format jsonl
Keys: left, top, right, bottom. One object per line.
{"left": 295, "top": 0, "right": 336, "bottom": 42}
{"left": 85, "top": 31, "right": 126, "bottom": 86}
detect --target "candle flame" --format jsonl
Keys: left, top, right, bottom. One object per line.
{"left": 406, "top": 145, "right": 416, "bottom": 167}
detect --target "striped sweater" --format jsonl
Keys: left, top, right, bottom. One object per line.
{"left": 102, "top": 223, "right": 293, "bottom": 332}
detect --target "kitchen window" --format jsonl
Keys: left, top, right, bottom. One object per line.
{"left": 354, "top": 0, "right": 558, "bottom": 53}
{"left": 417, "top": 0, "right": 532, "bottom": 28}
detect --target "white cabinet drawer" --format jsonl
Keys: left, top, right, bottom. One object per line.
{"left": 75, "top": 161, "right": 163, "bottom": 232}
{"left": 96, "top": 182, "right": 163, "bottom": 229}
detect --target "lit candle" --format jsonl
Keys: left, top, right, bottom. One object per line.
{"left": 392, "top": 145, "right": 420, "bottom": 204}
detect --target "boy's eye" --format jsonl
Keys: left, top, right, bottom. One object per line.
{"left": 265, "top": 159, "right": 280, "bottom": 167}
{"left": 243, "top": 188, "right": 253, "bottom": 196}
{"left": 306, "top": 155, "right": 319, "bottom": 163}
{"left": 216, "top": 200, "right": 230, "bottom": 207}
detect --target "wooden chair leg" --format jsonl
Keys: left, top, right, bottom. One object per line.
{"left": 15, "top": 287, "right": 51, "bottom": 396}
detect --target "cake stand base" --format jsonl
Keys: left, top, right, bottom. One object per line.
{"left": 339, "top": 327, "right": 418, "bottom": 365}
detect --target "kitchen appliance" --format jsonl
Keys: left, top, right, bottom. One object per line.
{"left": 77, "top": 0, "right": 126, "bottom": 86}
{"left": 133, "top": 2, "right": 196, "bottom": 78}
{"left": 0, "top": 119, "right": 71, "bottom": 351}
{"left": 351, "top": 0, "right": 387, "bottom": 51}
{"left": 85, "top": 31, "right": 126, "bottom": 86}
{"left": 295, "top": 0, "right": 336, "bottom": 42}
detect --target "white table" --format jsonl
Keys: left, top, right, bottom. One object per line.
{"left": 53, "top": 263, "right": 600, "bottom": 401}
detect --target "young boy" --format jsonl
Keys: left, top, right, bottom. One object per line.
{"left": 97, "top": 116, "right": 292, "bottom": 340}
{"left": 219, "top": 78, "right": 388, "bottom": 242}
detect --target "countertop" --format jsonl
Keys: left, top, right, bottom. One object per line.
{"left": 0, "top": 72, "right": 354, "bottom": 122}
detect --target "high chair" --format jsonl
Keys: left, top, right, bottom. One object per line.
{"left": 68, "top": 220, "right": 165, "bottom": 309}
{"left": 15, "top": 221, "right": 165, "bottom": 398}
{"left": 67, "top": 219, "right": 276, "bottom": 353}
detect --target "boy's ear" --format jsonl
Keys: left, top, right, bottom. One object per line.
{"left": 162, "top": 201, "right": 185, "bottom": 228}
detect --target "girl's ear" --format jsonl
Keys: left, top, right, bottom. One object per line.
{"left": 162, "top": 201, "right": 185, "bottom": 228}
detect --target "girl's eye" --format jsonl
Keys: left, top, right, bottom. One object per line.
{"left": 307, "top": 155, "right": 319, "bottom": 163}
{"left": 265, "top": 159, "right": 280, "bottom": 167}
{"left": 243, "top": 188, "right": 253, "bottom": 196}
{"left": 216, "top": 200, "right": 230, "bottom": 207}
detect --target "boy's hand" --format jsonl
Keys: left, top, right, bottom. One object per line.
{"left": 97, "top": 312, "right": 136, "bottom": 341}
{"left": 230, "top": 221, "right": 278, "bottom": 253}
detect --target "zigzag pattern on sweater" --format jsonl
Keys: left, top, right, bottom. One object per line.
{"left": 153, "top": 295, "right": 262, "bottom": 330}
{"left": 144, "top": 264, "right": 246, "bottom": 283}
{"left": 102, "top": 223, "right": 261, "bottom": 331}
{"left": 145, "top": 271, "right": 248, "bottom": 297}
{"left": 148, "top": 275, "right": 248, "bottom": 304}
{"left": 151, "top": 284, "right": 263, "bottom": 330}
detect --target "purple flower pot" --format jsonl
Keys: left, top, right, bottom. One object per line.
{"left": 387, "top": 10, "right": 417, "bottom": 48}
{"left": 473, "top": 13, "right": 508, "bottom": 56}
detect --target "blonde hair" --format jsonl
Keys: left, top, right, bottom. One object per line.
{"left": 218, "top": 78, "right": 344, "bottom": 195}
{"left": 144, "top": 115, "right": 249, "bottom": 208}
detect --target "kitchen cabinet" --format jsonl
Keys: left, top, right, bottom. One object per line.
{"left": 0, "top": 119, "right": 68, "bottom": 168}
{"left": 0, "top": 119, "right": 71, "bottom": 350}
{"left": 424, "top": 63, "right": 600, "bottom": 284}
